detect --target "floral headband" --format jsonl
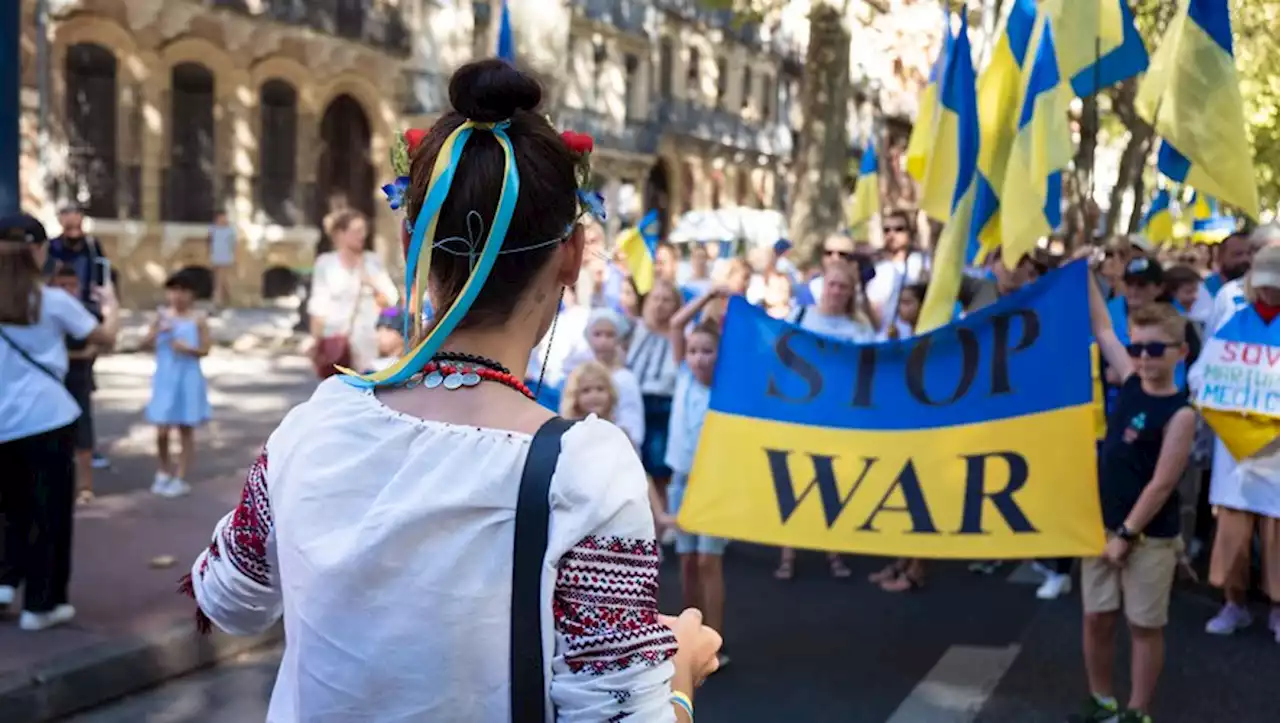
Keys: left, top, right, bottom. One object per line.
{"left": 336, "top": 121, "right": 606, "bottom": 389}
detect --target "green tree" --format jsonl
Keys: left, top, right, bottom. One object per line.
{"left": 700, "top": 0, "right": 853, "bottom": 255}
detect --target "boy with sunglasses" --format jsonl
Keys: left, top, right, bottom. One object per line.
{"left": 1072, "top": 274, "right": 1196, "bottom": 723}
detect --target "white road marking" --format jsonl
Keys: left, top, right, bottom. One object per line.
{"left": 884, "top": 644, "right": 1021, "bottom": 723}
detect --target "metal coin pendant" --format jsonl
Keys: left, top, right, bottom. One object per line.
{"left": 424, "top": 371, "right": 444, "bottom": 389}
{"left": 443, "top": 372, "right": 464, "bottom": 390}
{"left": 461, "top": 371, "right": 481, "bottom": 387}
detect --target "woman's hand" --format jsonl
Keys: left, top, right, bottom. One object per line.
{"left": 91, "top": 284, "right": 118, "bottom": 316}
{"left": 660, "top": 608, "right": 722, "bottom": 688}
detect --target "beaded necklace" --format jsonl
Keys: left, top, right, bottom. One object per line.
{"left": 406, "top": 352, "right": 533, "bottom": 399}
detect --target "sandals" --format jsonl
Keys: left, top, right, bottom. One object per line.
{"left": 76, "top": 489, "right": 96, "bottom": 505}
{"left": 879, "top": 569, "right": 925, "bottom": 593}
{"left": 773, "top": 560, "right": 795, "bottom": 581}
{"left": 868, "top": 562, "right": 902, "bottom": 584}
{"left": 828, "top": 556, "right": 852, "bottom": 579}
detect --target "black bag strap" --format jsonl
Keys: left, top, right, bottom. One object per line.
{"left": 511, "top": 416, "right": 578, "bottom": 723}
{"left": 0, "top": 327, "right": 63, "bottom": 384}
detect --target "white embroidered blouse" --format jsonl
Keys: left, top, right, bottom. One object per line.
{"left": 186, "top": 378, "right": 678, "bottom": 722}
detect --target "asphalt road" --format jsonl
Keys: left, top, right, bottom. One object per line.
{"left": 68, "top": 549, "right": 1280, "bottom": 723}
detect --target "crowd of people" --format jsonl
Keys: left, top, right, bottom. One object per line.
{"left": 3, "top": 56, "right": 1280, "bottom": 723}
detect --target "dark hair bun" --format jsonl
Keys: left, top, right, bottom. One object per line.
{"left": 449, "top": 59, "right": 542, "bottom": 123}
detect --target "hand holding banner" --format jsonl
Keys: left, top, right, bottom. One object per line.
{"left": 677, "top": 261, "right": 1105, "bottom": 559}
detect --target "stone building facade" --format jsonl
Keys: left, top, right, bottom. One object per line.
{"left": 16, "top": 0, "right": 800, "bottom": 307}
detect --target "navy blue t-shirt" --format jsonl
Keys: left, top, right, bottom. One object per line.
{"left": 1097, "top": 375, "right": 1188, "bottom": 538}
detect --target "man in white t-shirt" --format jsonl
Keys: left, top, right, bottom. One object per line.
{"left": 863, "top": 209, "right": 929, "bottom": 334}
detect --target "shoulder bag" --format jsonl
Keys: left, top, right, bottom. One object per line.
{"left": 510, "top": 416, "right": 578, "bottom": 722}
{"left": 313, "top": 268, "right": 365, "bottom": 379}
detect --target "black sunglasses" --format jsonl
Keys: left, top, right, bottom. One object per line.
{"left": 883, "top": 224, "right": 908, "bottom": 233}
{"left": 1126, "top": 342, "right": 1169, "bottom": 358}
{"left": 824, "top": 249, "right": 855, "bottom": 261}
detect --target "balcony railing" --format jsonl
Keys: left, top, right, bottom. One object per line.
{"left": 656, "top": 99, "right": 793, "bottom": 158}
{"left": 556, "top": 107, "right": 660, "bottom": 156}
{"left": 572, "top": 0, "right": 650, "bottom": 35}
{"left": 209, "top": 0, "right": 410, "bottom": 56}
{"left": 653, "top": 0, "right": 763, "bottom": 47}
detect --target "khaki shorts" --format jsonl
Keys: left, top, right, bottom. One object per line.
{"left": 1081, "top": 536, "right": 1181, "bottom": 628}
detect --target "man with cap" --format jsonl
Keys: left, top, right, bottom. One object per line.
{"left": 1104, "top": 256, "right": 1200, "bottom": 394}
{"left": 1206, "top": 224, "right": 1280, "bottom": 335}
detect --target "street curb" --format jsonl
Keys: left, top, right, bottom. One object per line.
{"left": 0, "top": 619, "right": 282, "bottom": 722}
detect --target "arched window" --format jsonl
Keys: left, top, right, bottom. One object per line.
{"left": 166, "top": 62, "right": 216, "bottom": 222}
{"left": 64, "top": 43, "right": 118, "bottom": 218}
{"left": 258, "top": 79, "right": 299, "bottom": 225}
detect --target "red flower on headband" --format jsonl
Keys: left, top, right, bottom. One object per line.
{"left": 561, "top": 131, "right": 594, "bottom": 155}
{"left": 404, "top": 128, "right": 427, "bottom": 153}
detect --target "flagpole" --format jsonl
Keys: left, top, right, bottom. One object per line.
{"left": 1086, "top": 35, "right": 1101, "bottom": 241}
{"left": 0, "top": 0, "right": 19, "bottom": 214}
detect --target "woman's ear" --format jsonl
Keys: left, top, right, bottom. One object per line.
{"left": 557, "top": 225, "right": 586, "bottom": 288}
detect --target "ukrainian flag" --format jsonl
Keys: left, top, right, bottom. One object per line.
{"left": 971, "top": 0, "right": 1037, "bottom": 260}
{"left": 1139, "top": 188, "right": 1175, "bottom": 245}
{"left": 1136, "top": 0, "right": 1259, "bottom": 220}
{"left": 1189, "top": 191, "right": 1236, "bottom": 243}
{"left": 917, "top": 8, "right": 979, "bottom": 333}
{"left": 848, "top": 139, "right": 880, "bottom": 229}
{"left": 497, "top": 0, "right": 515, "bottom": 62}
{"left": 676, "top": 262, "right": 1105, "bottom": 559}
{"left": 999, "top": 12, "right": 1072, "bottom": 266}
{"left": 906, "top": 3, "right": 954, "bottom": 184}
{"left": 1043, "top": 0, "right": 1148, "bottom": 97}
{"left": 919, "top": 8, "right": 978, "bottom": 226}
{"left": 616, "top": 210, "right": 660, "bottom": 294}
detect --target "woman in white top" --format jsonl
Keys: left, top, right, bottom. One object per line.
{"left": 185, "top": 59, "right": 719, "bottom": 722}
{"left": 788, "top": 262, "right": 879, "bottom": 344}
{"left": 774, "top": 262, "right": 876, "bottom": 581}
{"left": 307, "top": 210, "right": 399, "bottom": 373}
{"left": 0, "top": 214, "right": 119, "bottom": 631}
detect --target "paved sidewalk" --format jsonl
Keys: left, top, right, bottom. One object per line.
{"left": 0, "top": 474, "right": 280, "bottom": 723}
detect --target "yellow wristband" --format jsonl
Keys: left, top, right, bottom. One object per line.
{"left": 670, "top": 691, "right": 693, "bottom": 719}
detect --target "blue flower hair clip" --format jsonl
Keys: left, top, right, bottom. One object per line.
{"left": 578, "top": 189, "right": 606, "bottom": 223}
{"left": 382, "top": 176, "right": 411, "bottom": 211}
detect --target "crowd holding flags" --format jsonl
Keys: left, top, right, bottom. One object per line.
{"left": 887, "top": 0, "right": 1265, "bottom": 325}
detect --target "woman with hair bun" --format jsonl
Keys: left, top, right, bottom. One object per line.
{"left": 184, "top": 59, "right": 720, "bottom": 721}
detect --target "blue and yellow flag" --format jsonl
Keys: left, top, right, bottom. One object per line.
{"left": 497, "top": 0, "right": 515, "bottom": 62}
{"left": 1136, "top": 0, "right": 1259, "bottom": 220}
{"left": 1000, "top": 12, "right": 1071, "bottom": 266}
{"left": 1044, "top": 0, "right": 1149, "bottom": 97}
{"left": 919, "top": 8, "right": 978, "bottom": 225}
{"left": 617, "top": 210, "right": 660, "bottom": 295}
{"left": 677, "top": 261, "right": 1105, "bottom": 559}
{"left": 848, "top": 139, "right": 880, "bottom": 229}
{"left": 1189, "top": 191, "right": 1236, "bottom": 243}
{"left": 1139, "top": 188, "right": 1175, "bottom": 245}
{"left": 906, "top": 3, "right": 954, "bottom": 184}
{"left": 917, "top": 9, "right": 979, "bottom": 333}
{"left": 971, "top": 0, "right": 1037, "bottom": 259}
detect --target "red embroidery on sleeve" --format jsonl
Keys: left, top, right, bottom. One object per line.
{"left": 553, "top": 536, "right": 678, "bottom": 675}
{"left": 221, "top": 450, "right": 274, "bottom": 587}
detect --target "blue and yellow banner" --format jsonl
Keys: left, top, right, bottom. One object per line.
{"left": 678, "top": 261, "right": 1105, "bottom": 559}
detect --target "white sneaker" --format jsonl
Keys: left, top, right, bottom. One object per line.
{"left": 1036, "top": 572, "right": 1072, "bottom": 600}
{"left": 164, "top": 477, "right": 192, "bottom": 497}
{"left": 151, "top": 471, "right": 173, "bottom": 495}
{"left": 19, "top": 604, "right": 75, "bottom": 631}
{"left": 0, "top": 584, "right": 15, "bottom": 607}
